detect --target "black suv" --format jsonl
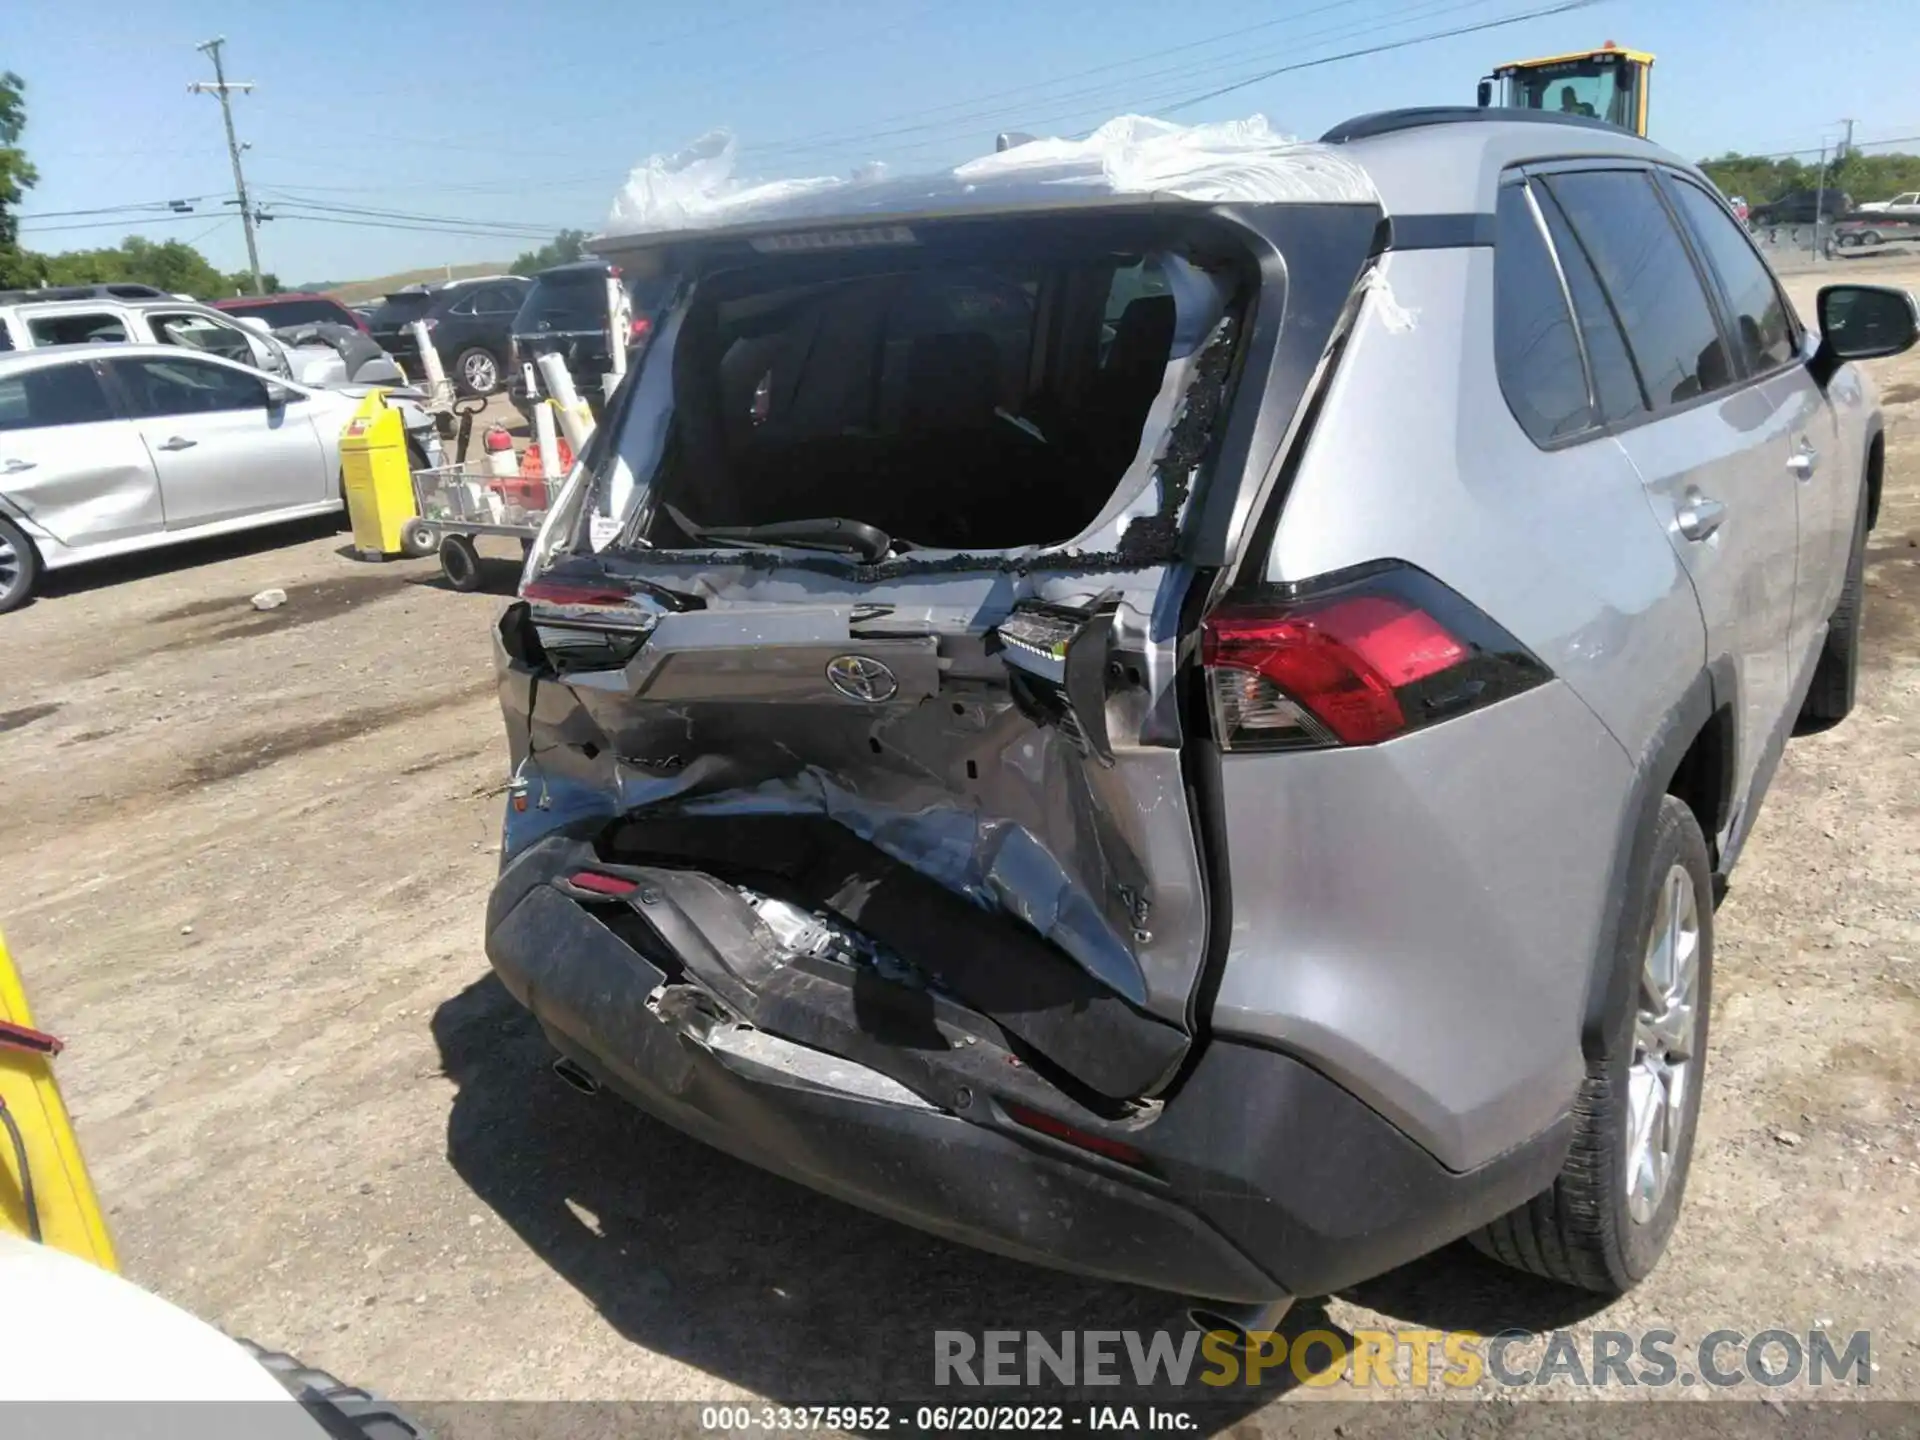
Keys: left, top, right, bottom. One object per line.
{"left": 1748, "top": 188, "right": 1854, "bottom": 227}
{"left": 366, "top": 275, "right": 530, "bottom": 396}
{"left": 508, "top": 261, "right": 671, "bottom": 416}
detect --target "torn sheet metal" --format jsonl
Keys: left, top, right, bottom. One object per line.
{"left": 1362, "top": 264, "right": 1420, "bottom": 334}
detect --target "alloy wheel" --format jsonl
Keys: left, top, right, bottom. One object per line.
{"left": 1626, "top": 862, "right": 1701, "bottom": 1224}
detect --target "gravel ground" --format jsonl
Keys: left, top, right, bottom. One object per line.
{"left": 1, "top": 262, "right": 1917, "bottom": 1430}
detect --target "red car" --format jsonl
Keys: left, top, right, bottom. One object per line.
{"left": 211, "top": 291, "right": 368, "bottom": 334}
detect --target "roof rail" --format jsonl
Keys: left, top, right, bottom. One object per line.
{"left": 1320, "top": 106, "right": 1632, "bottom": 145}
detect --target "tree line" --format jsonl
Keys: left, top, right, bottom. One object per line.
{"left": 1699, "top": 148, "right": 1920, "bottom": 204}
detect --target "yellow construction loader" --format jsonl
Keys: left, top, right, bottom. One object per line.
{"left": 1477, "top": 40, "right": 1654, "bottom": 137}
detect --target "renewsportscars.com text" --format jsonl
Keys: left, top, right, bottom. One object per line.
{"left": 934, "top": 1327, "right": 1872, "bottom": 1390}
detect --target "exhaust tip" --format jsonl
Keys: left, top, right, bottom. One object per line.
{"left": 1185, "top": 1298, "right": 1293, "bottom": 1349}
{"left": 551, "top": 1056, "right": 602, "bottom": 1096}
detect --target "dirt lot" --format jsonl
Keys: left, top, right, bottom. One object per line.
{"left": 2, "top": 260, "right": 1919, "bottom": 1425}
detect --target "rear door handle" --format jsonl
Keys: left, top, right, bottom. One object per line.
{"left": 157, "top": 436, "right": 198, "bottom": 451}
{"left": 1, "top": 459, "right": 34, "bottom": 474}
{"left": 1677, "top": 494, "right": 1727, "bottom": 542}
{"left": 1787, "top": 440, "right": 1818, "bottom": 478}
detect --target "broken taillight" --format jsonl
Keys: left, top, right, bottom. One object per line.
{"left": 522, "top": 579, "right": 631, "bottom": 606}
{"left": 567, "top": 871, "right": 639, "bottom": 897}
{"left": 1003, "top": 1102, "right": 1146, "bottom": 1167}
{"left": 1202, "top": 564, "right": 1549, "bottom": 750}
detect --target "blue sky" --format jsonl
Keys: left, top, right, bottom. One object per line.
{"left": 11, "top": 0, "right": 1916, "bottom": 287}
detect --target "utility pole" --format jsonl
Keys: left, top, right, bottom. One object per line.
{"left": 189, "top": 36, "right": 263, "bottom": 295}
{"left": 1839, "top": 117, "right": 1858, "bottom": 158}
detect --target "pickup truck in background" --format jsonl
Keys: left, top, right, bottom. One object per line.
{"left": 1854, "top": 190, "right": 1920, "bottom": 216}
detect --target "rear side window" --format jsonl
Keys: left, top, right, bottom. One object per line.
{"left": 1493, "top": 183, "right": 1592, "bottom": 445}
{"left": 0, "top": 362, "right": 115, "bottom": 431}
{"left": 1544, "top": 170, "right": 1733, "bottom": 410}
{"left": 1534, "top": 188, "right": 1646, "bottom": 426}
{"left": 1663, "top": 176, "right": 1797, "bottom": 373}
{"left": 27, "top": 311, "right": 128, "bottom": 346}
{"left": 150, "top": 311, "right": 255, "bottom": 365}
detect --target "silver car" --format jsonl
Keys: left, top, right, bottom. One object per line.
{"left": 480, "top": 109, "right": 1915, "bottom": 1318}
{"left": 0, "top": 345, "right": 441, "bottom": 611}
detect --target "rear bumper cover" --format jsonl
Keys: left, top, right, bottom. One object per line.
{"left": 485, "top": 835, "right": 1571, "bottom": 1301}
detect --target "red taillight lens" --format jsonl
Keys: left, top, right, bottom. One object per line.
{"left": 568, "top": 871, "right": 638, "bottom": 897}
{"left": 1202, "top": 568, "right": 1544, "bottom": 750}
{"left": 1003, "top": 1102, "right": 1146, "bottom": 1167}
{"left": 522, "top": 579, "right": 630, "bottom": 606}
{"left": 629, "top": 315, "right": 652, "bottom": 344}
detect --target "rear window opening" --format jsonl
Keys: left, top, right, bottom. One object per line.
{"left": 368, "top": 292, "right": 433, "bottom": 326}
{"left": 219, "top": 298, "right": 356, "bottom": 329}
{"left": 590, "top": 217, "right": 1246, "bottom": 558}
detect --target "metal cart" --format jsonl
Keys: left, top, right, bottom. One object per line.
{"left": 406, "top": 460, "right": 559, "bottom": 592}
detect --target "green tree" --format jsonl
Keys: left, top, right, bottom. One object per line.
{"left": 38, "top": 236, "right": 227, "bottom": 295}
{"left": 0, "top": 71, "right": 40, "bottom": 289}
{"left": 511, "top": 227, "right": 586, "bottom": 276}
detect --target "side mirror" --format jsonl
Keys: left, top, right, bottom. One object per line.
{"left": 235, "top": 316, "right": 273, "bottom": 335}
{"left": 265, "top": 380, "right": 298, "bottom": 407}
{"left": 1477, "top": 79, "right": 1494, "bottom": 109}
{"left": 1810, "top": 284, "right": 1920, "bottom": 385}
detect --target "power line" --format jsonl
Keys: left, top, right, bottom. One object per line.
{"left": 267, "top": 210, "right": 561, "bottom": 242}
{"left": 18, "top": 212, "right": 224, "bottom": 235}
{"left": 1160, "top": 0, "right": 1604, "bottom": 113}
{"left": 748, "top": 0, "right": 1517, "bottom": 165}
{"left": 256, "top": 191, "right": 559, "bottom": 234}
{"left": 19, "top": 195, "right": 221, "bottom": 221}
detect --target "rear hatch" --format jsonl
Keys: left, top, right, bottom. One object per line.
{"left": 365, "top": 289, "right": 434, "bottom": 365}
{"left": 512, "top": 267, "right": 618, "bottom": 373}
{"left": 495, "top": 204, "right": 1377, "bottom": 1104}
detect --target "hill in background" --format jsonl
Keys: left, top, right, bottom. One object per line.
{"left": 317, "top": 262, "right": 511, "bottom": 305}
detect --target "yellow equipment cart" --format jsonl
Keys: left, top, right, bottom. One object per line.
{"left": 339, "top": 391, "right": 436, "bottom": 562}
{"left": 0, "top": 928, "right": 116, "bottom": 1271}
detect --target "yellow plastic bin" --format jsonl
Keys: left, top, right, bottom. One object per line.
{"left": 0, "top": 927, "right": 117, "bottom": 1271}
{"left": 340, "top": 391, "right": 424, "bottom": 561}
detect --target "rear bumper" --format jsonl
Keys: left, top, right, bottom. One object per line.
{"left": 485, "top": 835, "right": 1571, "bottom": 1301}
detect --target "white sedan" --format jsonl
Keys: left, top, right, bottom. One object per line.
{"left": 0, "top": 344, "right": 442, "bottom": 612}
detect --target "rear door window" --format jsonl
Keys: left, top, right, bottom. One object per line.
{"left": 26, "top": 310, "right": 129, "bottom": 346}
{"left": 0, "top": 361, "right": 116, "bottom": 430}
{"left": 1543, "top": 169, "right": 1735, "bottom": 410}
{"left": 112, "top": 355, "right": 268, "bottom": 417}
{"left": 1493, "top": 182, "right": 1593, "bottom": 445}
{"left": 1533, "top": 186, "right": 1647, "bottom": 426}
{"left": 1662, "top": 175, "right": 1798, "bottom": 374}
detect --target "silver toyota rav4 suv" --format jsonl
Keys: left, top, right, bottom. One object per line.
{"left": 482, "top": 109, "right": 1917, "bottom": 1316}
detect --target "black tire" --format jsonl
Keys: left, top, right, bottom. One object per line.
{"left": 453, "top": 346, "right": 502, "bottom": 398}
{"left": 1471, "top": 795, "right": 1713, "bottom": 1294}
{"left": 439, "top": 533, "right": 483, "bottom": 592}
{"left": 401, "top": 520, "right": 439, "bottom": 559}
{"left": 0, "top": 513, "right": 40, "bottom": 614}
{"left": 1797, "top": 479, "right": 1868, "bottom": 731}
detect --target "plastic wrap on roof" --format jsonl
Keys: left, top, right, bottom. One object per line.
{"left": 601, "top": 114, "right": 1378, "bottom": 241}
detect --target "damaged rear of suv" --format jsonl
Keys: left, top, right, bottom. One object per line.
{"left": 482, "top": 112, "right": 1887, "bottom": 1311}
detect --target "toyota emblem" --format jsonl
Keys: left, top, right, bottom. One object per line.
{"left": 825, "top": 654, "right": 898, "bottom": 703}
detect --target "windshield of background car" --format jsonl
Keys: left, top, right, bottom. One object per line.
{"left": 515, "top": 272, "right": 613, "bottom": 331}
{"left": 585, "top": 218, "right": 1240, "bottom": 556}
{"left": 224, "top": 298, "right": 355, "bottom": 328}
{"left": 368, "top": 293, "right": 433, "bottom": 327}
